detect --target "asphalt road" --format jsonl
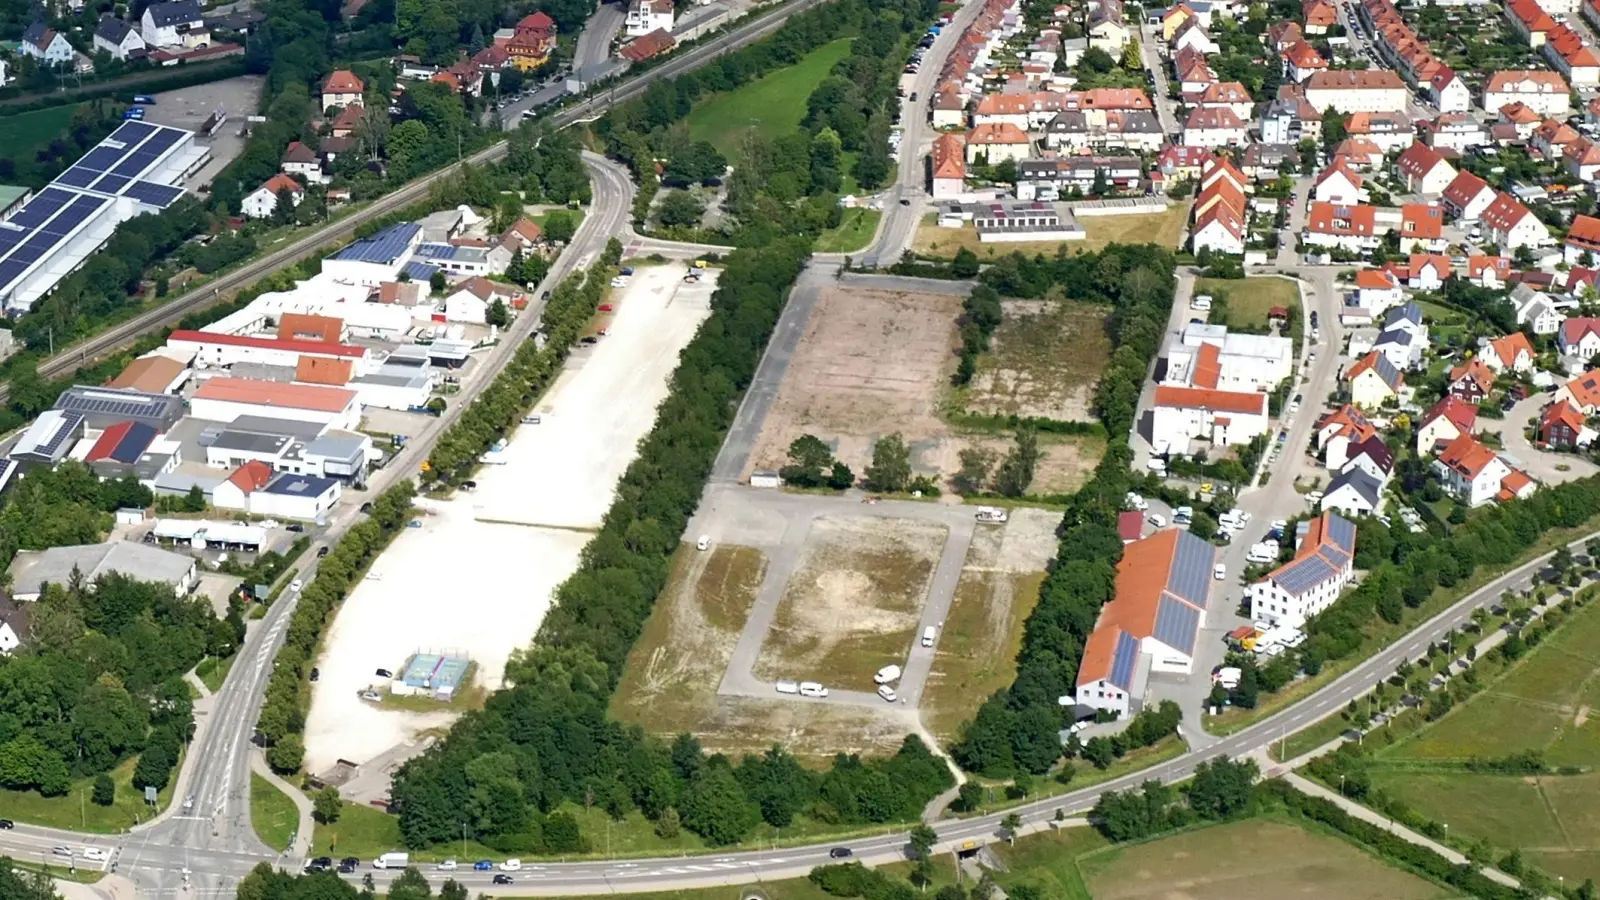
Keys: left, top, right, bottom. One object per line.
{"left": 575, "top": 3, "right": 626, "bottom": 71}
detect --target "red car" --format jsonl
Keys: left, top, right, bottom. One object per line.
{"left": 598, "top": 304, "right": 614, "bottom": 311}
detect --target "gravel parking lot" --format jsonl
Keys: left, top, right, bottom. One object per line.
{"left": 301, "top": 264, "right": 716, "bottom": 772}
{"left": 144, "top": 75, "right": 264, "bottom": 191}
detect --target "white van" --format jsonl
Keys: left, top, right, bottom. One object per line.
{"left": 921, "top": 625, "right": 937, "bottom": 647}
{"left": 499, "top": 860, "right": 522, "bottom": 872}
{"left": 1146, "top": 457, "right": 1167, "bottom": 473}
{"left": 775, "top": 680, "right": 800, "bottom": 695}
{"left": 1247, "top": 543, "right": 1277, "bottom": 564}
{"left": 696, "top": 535, "right": 711, "bottom": 551}
{"left": 374, "top": 852, "right": 410, "bottom": 869}
{"left": 1147, "top": 513, "right": 1167, "bottom": 528}
{"left": 1191, "top": 295, "right": 1212, "bottom": 311}
{"left": 877, "top": 684, "right": 898, "bottom": 702}
{"left": 875, "top": 664, "right": 902, "bottom": 684}
{"left": 799, "top": 682, "right": 829, "bottom": 698}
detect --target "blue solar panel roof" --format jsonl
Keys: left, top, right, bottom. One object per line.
{"left": 401, "top": 261, "right": 439, "bottom": 281}
{"left": 78, "top": 145, "right": 128, "bottom": 172}
{"left": 1326, "top": 512, "right": 1356, "bottom": 553}
{"left": 1275, "top": 555, "right": 1337, "bottom": 596}
{"left": 105, "top": 421, "right": 158, "bottom": 464}
{"left": 337, "top": 223, "right": 421, "bottom": 263}
{"left": 412, "top": 243, "right": 456, "bottom": 260}
{"left": 125, "top": 181, "right": 184, "bottom": 208}
{"left": 1166, "top": 531, "right": 1212, "bottom": 608}
{"left": 1153, "top": 595, "right": 1202, "bottom": 654}
{"left": 58, "top": 167, "right": 99, "bottom": 188}
{"left": 108, "top": 121, "right": 155, "bottom": 145}
{"left": 1108, "top": 630, "right": 1140, "bottom": 691}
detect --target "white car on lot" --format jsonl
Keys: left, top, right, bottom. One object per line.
{"left": 1147, "top": 514, "right": 1166, "bottom": 528}
{"left": 877, "top": 684, "right": 898, "bottom": 702}
{"left": 874, "top": 665, "right": 902, "bottom": 685}
{"left": 775, "top": 680, "right": 800, "bottom": 695}
{"left": 1213, "top": 563, "right": 1227, "bottom": 581}
{"left": 437, "top": 860, "right": 458, "bottom": 871}
{"left": 799, "top": 682, "right": 829, "bottom": 698}
{"left": 1125, "top": 492, "right": 1148, "bottom": 511}
{"left": 1146, "top": 457, "right": 1167, "bottom": 473}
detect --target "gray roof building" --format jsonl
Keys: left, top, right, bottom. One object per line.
{"left": 54, "top": 385, "right": 184, "bottom": 431}
{"left": 9, "top": 542, "right": 196, "bottom": 601}
{"left": 10, "top": 410, "right": 84, "bottom": 466}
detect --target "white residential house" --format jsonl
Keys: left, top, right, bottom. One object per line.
{"left": 1416, "top": 396, "right": 1477, "bottom": 455}
{"left": 1313, "top": 163, "right": 1365, "bottom": 204}
{"left": 139, "top": 0, "right": 204, "bottom": 48}
{"left": 1182, "top": 107, "right": 1249, "bottom": 147}
{"left": 1441, "top": 171, "right": 1496, "bottom": 222}
{"left": 1482, "top": 70, "right": 1572, "bottom": 115}
{"left": 1342, "top": 436, "right": 1394, "bottom": 486}
{"left": 1479, "top": 332, "right": 1538, "bottom": 373}
{"left": 1353, "top": 269, "right": 1403, "bottom": 314}
{"left": 1482, "top": 191, "right": 1551, "bottom": 250}
{"left": 1322, "top": 467, "right": 1383, "bottom": 516}
{"left": 1149, "top": 384, "right": 1269, "bottom": 451}
{"left": 1247, "top": 512, "right": 1357, "bottom": 628}
{"left": 280, "top": 142, "right": 324, "bottom": 182}
{"left": 242, "top": 174, "right": 305, "bottom": 220}
{"left": 93, "top": 16, "right": 146, "bottom": 60}
{"left": 1433, "top": 434, "right": 1533, "bottom": 507}
{"left": 1428, "top": 69, "right": 1472, "bottom": 114}
{"left": 1396, "top": 143, "right": 1457, "bottom": 195}
{"left": 625, "top": 0, "right": 675, "bottom": 37}
{"left": 21, "top": 23, "right": 75, "bottom": 65}
{"left": 1512, "top": 284, "right": 1567, "bottom": 335}
{"left": 1560, "top": 317, "right": 1600, "bottom": 359}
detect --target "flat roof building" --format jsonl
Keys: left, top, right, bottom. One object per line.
{"left": 54, "top": 385, "right": 185, "bottom": 432}
{"left": 9, "top": 541, "right": 197, "bottom": 601}
{"left": 108, "top": 354, "right": 189, "bottom": 394}
{"left": 190, "top": 377, "right": 360, "bottom": 431}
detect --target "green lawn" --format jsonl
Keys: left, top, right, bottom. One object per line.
{"left": 251, "top": 773, "right": 301, "bottom": 852}
{"left": 1195, "top": 276, "right": 1301, "bottom": 331}
{"left": 197, "top": 654, "right": 235, "bottom": 694}
{"left": 686, "top": 39, "right": 854, "bottom": 156}
{"left": 0, "top": 753, "right": 180, "bottom": 833}
{"left": 532, "top": 207, "right": 586, "bottom": 233}
{"left": 3, "top": 104, "right": 80, "bottom": 165}
{"left": 815, "top": 207, "right": 880, "bottom": 253}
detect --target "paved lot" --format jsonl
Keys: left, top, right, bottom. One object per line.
{"left": 144, "top": 75, "right": 265, "bottom": 191}
{"left": 1495, "top": 394, "right": 1600, "bottom": 485}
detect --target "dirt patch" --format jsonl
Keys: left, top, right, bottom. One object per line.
{"left": 694, "top": 696, "right": 918, "bottom": 762}
{"left": 1577, "top": 706, "right": 1591, "bottom": 728}
{"left": 745, "top": 286, "right": 1102, "bottom": 495}
{"left": 612, "top": 545, "right": 767, "bottom": 733}
{"left": 753, "top": 516, "right": 947, "bottom": 689}
{"left": 921, "top": 508, "right": 1057, "bottom": 741}
{"left": 964, "top": 300, "right": 1111, "bottom": 422}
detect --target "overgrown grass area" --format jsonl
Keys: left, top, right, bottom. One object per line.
{"left": 957, "top": 299, "right": 1111, "bottom": 422}
{"left": 1195, "top": 276, "right": 1300, "bottom": 331}
{"left": 197, "top": 654, "right": 235, "bottom": 694}
{"left": 1073, "top": 817, "right": 1458, "bottom": 900}
{"left": 0, "top": 753, "right": 179, "bottom": 832}
{"left": 612, "top": 543, "right": 767, "bottom": 736}
{"left": 922, "top": 569, "right": 1043, "bottom": 742}
{"left": 3, "top": 104, "right": 81, "bottom": 174}
{"left": 685, "top": 39, "right": 855, "bottom": 156}
{"left": 815, "top": 207, "right": 881, "bottom": 253}
{"left": 251, "top": 773, "right": 301, "bottom": 852}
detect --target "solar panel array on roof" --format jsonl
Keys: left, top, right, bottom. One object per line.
{"left": 1108, "top": 630, "right": 1140, "bottom": 691}
{"left": 1153, "top": 595, "right": 1202, "bottom": 654}
{"left": 335, "top": 223, "right": 420, "bottom": 263}
{"left": 1326, "top": 513, "right": 1357, "bottom": 553}
{"left": 1276, "top": 554, "right": 1338, "bottom": 596}
{"left": 401, "top": 261, "right": 440, "bottom": 281}
{"left": 1166, "top": 531, "right": 1213, "bottom": 608}
{"left": 0, "top": 122, "right": 194, "bottom": 305}
{"left": 412, "top": 243, "right": 455, "bottom": 259}
{"left": 106, "top": 421, "right": 159, "bottom": 464}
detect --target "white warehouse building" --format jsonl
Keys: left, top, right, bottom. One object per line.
{"left": 0, "top": 121, "right": 208, "bottom": 313}
{"left": 189, "top": 377, "right": 361, "bottom": 432}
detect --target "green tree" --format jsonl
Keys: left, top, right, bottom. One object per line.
{"left": 679, "top": 763, "right": 758, "bottom": 846}
{"left": 780, "top": 434, "right": 834, "bottom": 487}
{"left": 314, "top": 785, "right": 343, "bottom": 824}
{"left": 827, "top": 461, "right": 855, "bottom": 490}
{"left": 993, "top": 426, "right": 1039, "bottom": 497}
{"left": 185, "top": 484, "right": 207, "bottom": 513}
{"left": 866, "top": 433, "right": 913, "bottom": 492}
{"left": 952, "top": 247, "right": 981, "bottom": 278}
{"left": 1000, "top": 812, "right": 1022, "bottom": 845}
{"left": 543, "top": 211, "right": 577, "bottom": 244}
{"left": 486, "top": 299, "right": 510, "bottom": 328}
{"left": 954, "top": 447, "right": 994, "bottom": 494}
{"left": 657, "top": 191, "right": 706, "bottom": 229}
{"left": 1185, "top": 756, "right": 1257, "bottom": 819}
{"left": 654, "top": 806, "right": 680, "bottom": 838}
{"left": 266, "top": 733, "right": 305, "bottom": 775}
{"left": 92, "top": 773, "right": 115, "bottom": 807}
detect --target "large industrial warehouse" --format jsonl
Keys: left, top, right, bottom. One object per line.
{"left": 0, "top": 121, "right": 207, "bottom": 313}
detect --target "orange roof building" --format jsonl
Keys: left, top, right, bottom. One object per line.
{"left": 295, "top": 356, "right": 355, "bottom": 386}
{"left": 1074, "top": 529, "right": 1214, "bottom": 716}
{"left": 109, "top": 355, "right": 187, "bottom": 394}
{"left": 191, "top": 377, "right": 359, "bottom": 426}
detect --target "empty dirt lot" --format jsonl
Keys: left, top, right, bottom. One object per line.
{"left": 964, "top": 299, "right": 1111, "bottom": 422}
{"left": 921, "top": 508, "right": 1058, "bottom": 741}
{"left": 753, "top": 516, "right": 947, "bottom": 689}
{"left": 744, "top": 286, "right": 1100, "bottom": 493}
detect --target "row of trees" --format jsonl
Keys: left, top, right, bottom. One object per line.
{"left": 255, "top": 481, "right": 418, "bottom": 774}
{"left": 947, "top": 245, "right": 1179, "bottom": 777}
{"left": 1090, "top": 756, "right": 1257, "bottom": 841}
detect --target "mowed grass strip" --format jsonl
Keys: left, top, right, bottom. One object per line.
{"left": 1077, "top": 818, "right": 1459, "bottom": 900}
{"left": 815, "top": 207, "right": 881, "bottom": 253}
{"left": 685, "top": 39, "right": 854, "bottom": 156}
{"left": 3, "top": 104, "right": 79, "bottom": 163}
{"left": 0, "top": 754, "right": 179, "bottom": 832}
{"left": 251, "top": 773, "right": 301, "bottom": 852}
{"left": 1365, "top": 770, "right": 1566, "bottom": 851}
{"left": 612, "top": 544, "right": 767, "bottom": 734}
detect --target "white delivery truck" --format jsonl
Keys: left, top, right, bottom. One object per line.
{"left": 975, "top": 506, "right": 1009, "bottom": 523}
{"left": 374, "top": 852, "right": 410, "bottom": 869}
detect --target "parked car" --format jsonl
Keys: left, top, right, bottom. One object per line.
{"left": 310, "top": 667, "right": 319, "bottom": 682}
{"left": 338, "top": 858, "right": 359, "bottom": 873}
{"left": 289, "top": 579, "right": 303, "bottom": 592}
{"left": 376, "top": 668, "right": 393, "bottom": 679}
{"left": 318, "top": 546, "right": 330, "bottom": 558}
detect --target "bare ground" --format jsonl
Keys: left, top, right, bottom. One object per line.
{"left": 753, "top": 516, "right": 947, "bottom": 689}
{"left": 744, "top": 286, "right": 1101, "bottom": 494}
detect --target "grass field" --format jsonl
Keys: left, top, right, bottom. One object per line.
{"left": 816, "top": 207, "right": 881, "bottom": 253}
{"left": 913, "top": 205, "right": 1190, "bottom": 260}
{"left": 961, "top": 300, "right": 1111, "bottom": 422}
{"left": 197, "top": 654, "right": 235, "bottom": 693}
{"left": 686, "top": 39, "right": 854, "bottom": 156}
{"left": 1076, "top": 818, "right": 1457, "bottom": 900}
{"left": 0, "top": 753, "right": 179, "bottom": 832}
{"left": 1357, "top": 595, "right": 1600, "bottom": 879}
{"left": 5, "top": 104, "right": 79, "bottom": 164}
{"left": 1195, "top": 276, "right": 1300, "bottom": 331}
{"left": 251, "top": 773, "right": 301, "bottom": 852}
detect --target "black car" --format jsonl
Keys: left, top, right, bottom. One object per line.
{"left": 541, "top": 291, "right": 552, "bottom": 301}
{"left": 318, "top": 546, "right": 330, "bottom": 557}
{"left": 0, "top": 819, "right": 13, "bottom": 829}
{"left": 376, "top": 668, "right": 393, "bottom": 678}
{"left": 829, "top": 848, "right": 853, "bottom": 859}
{"left": 360, "top": 503, "right": 374, "bottom": 513}
{"left": 493, "top": 875, "right": 514, "bottom": 885}
{"left": 337, "top": 862, "right": 357, "bottom": 874}
{"left": 287, "top": 524, "right": 305, "bottom": 533}
{"left": 310, "top": 667, "right": 320, "bottom": 682}
{"left": 307, "top": 857, "right": 333, "bottom": 872}
{"left": 340, "top": 857, "right": 360, "bottom": 870}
